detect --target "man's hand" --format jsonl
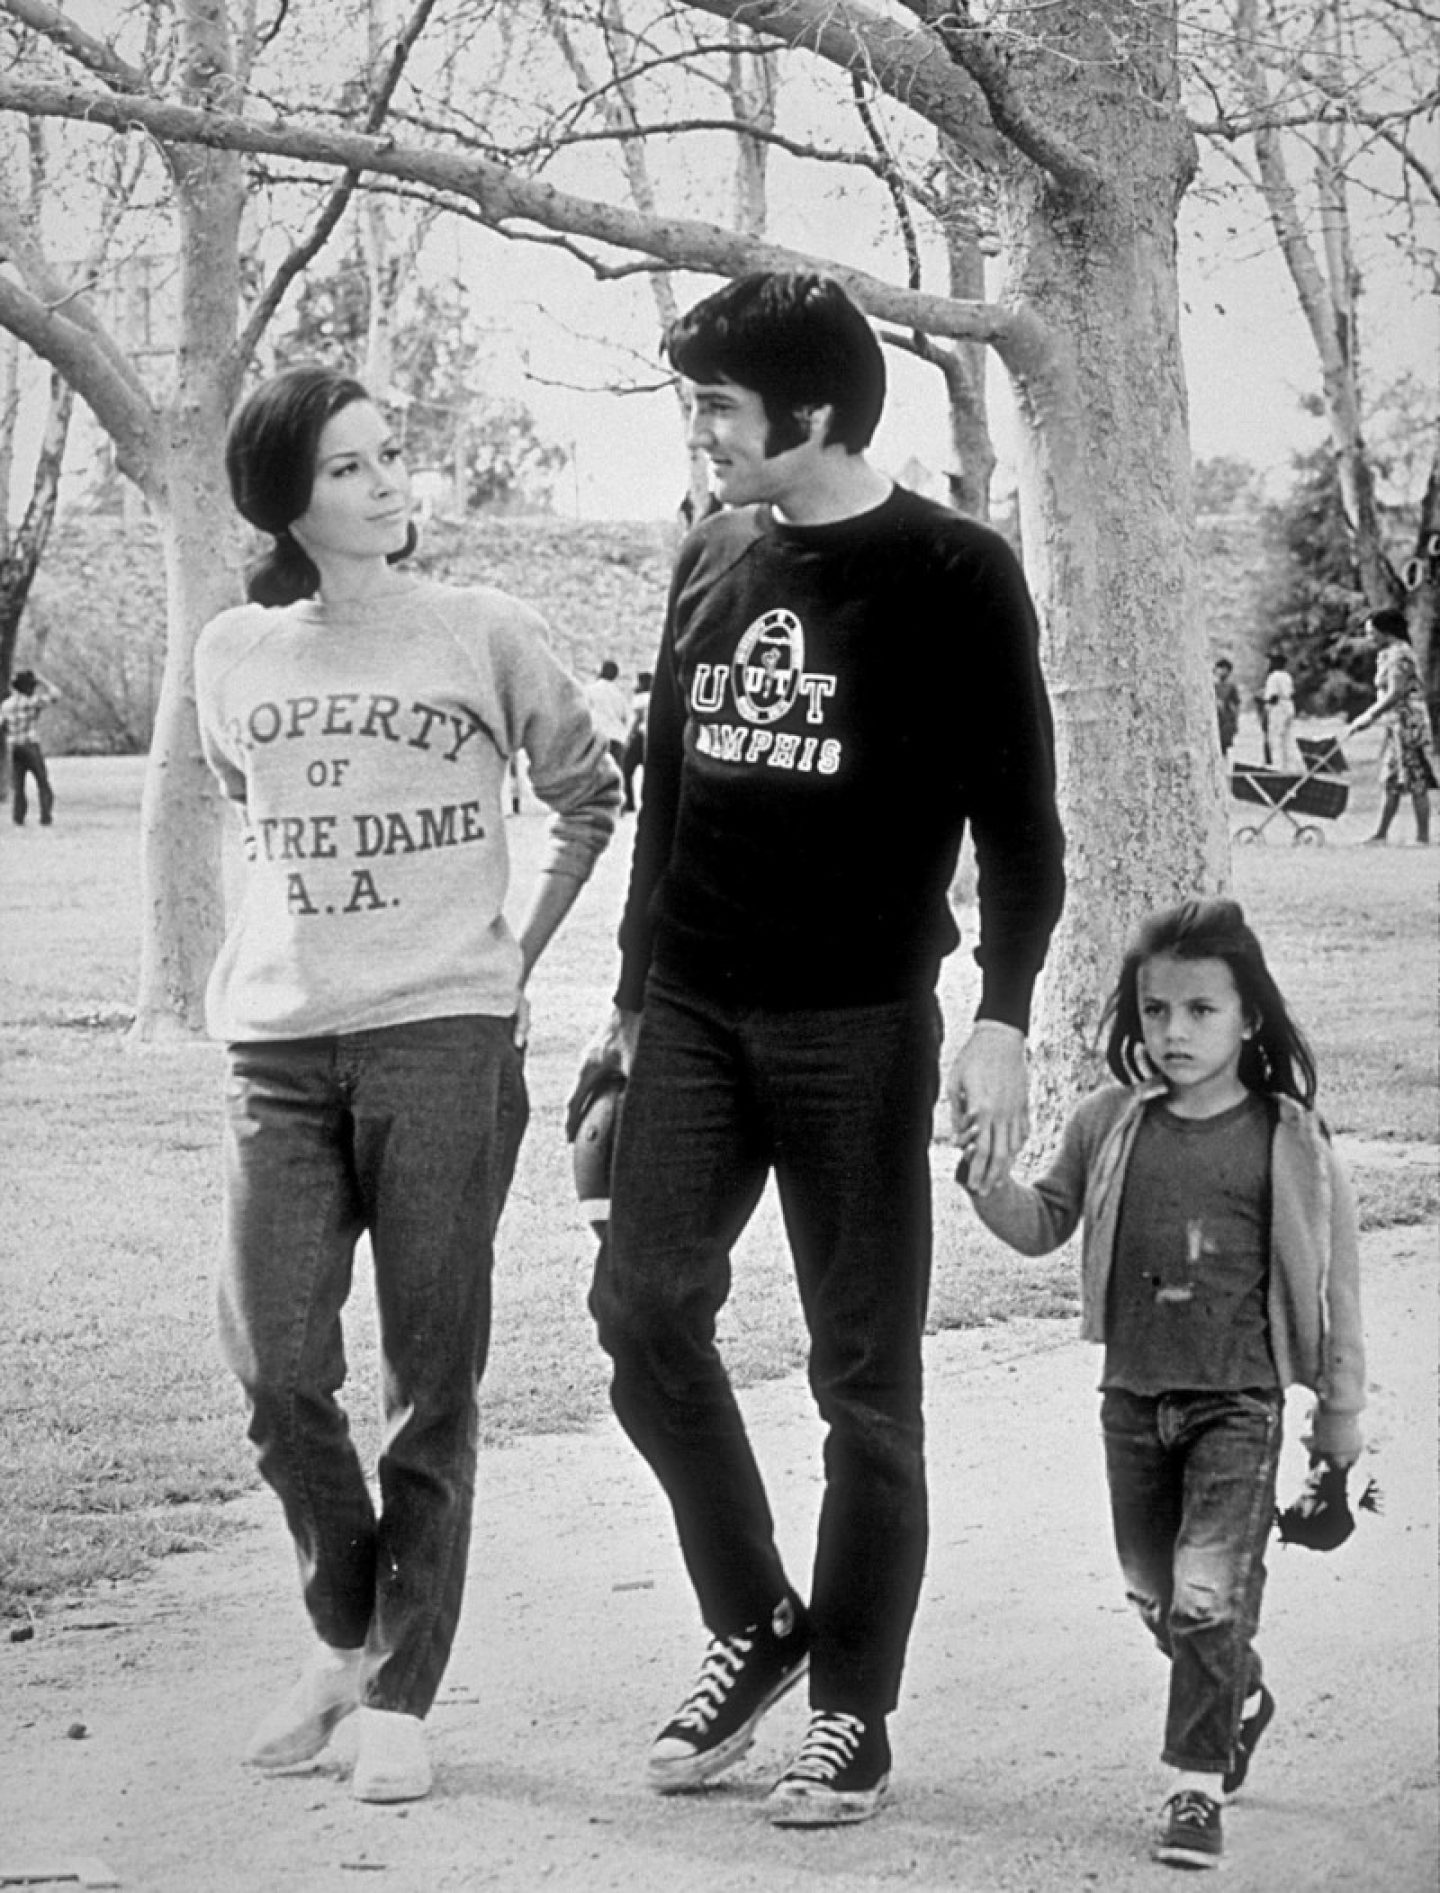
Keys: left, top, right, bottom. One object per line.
{"left": 511, "top": 990, "right": 532, "bottom": 1051}
{"left": 565, "top": 1006, "right": 642, "bottom": 1142}
{"left": 948, "top": 1021, "right": 1029, "bottom": 1194}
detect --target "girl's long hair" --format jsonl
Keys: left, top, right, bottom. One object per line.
{"left": 1101, "top": 897, "right": 1317, "bottom": 1106}
{"left": 224, "top": 364, "right": 415, "bottom": 606}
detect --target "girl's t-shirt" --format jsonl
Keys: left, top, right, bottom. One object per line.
{"left": 1102, "top": 1093, "right": 1278, "bottom": 1395}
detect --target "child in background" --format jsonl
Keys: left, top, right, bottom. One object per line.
{"left": 961, "top": 897, "right": 1365, "bottom": 1870}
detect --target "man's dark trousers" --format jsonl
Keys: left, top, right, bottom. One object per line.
{"left": 591, "top": 968, "right": 941, "bottom": 1717}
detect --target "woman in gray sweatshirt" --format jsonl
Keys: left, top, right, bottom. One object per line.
{"left": 196, "top": 366, "right": 619, "bottom": 1804}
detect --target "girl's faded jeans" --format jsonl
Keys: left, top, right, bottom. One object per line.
{"left": 219, "top": 1015, "right": 527, "bottom": 1718}
{"left": 1101, "top": 1387, "right": 1283, "bottom": 1774}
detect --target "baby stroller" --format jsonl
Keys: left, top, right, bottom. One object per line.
{"left": 1231, "top": 736, "right": 1349, "bottom": 845}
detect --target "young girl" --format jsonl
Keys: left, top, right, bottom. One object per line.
{"left": 196, "top": 366, "right": 619, "bottom": 1803}
{"left": 962, "top": 897, "right": 1365, "bottom": 1870}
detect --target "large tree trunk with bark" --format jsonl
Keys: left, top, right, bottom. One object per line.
{"left": 134, "top": 405, "right": 239, "bottom": 1039}
{"left": 989, "top": 30, "right": 1230, "bottom": 1128}
{"left": 1410, "top": 439, "right": 1440, "bottom": 743}
{"left": 130, "top": 19, "right": 245, "bottom": 1043}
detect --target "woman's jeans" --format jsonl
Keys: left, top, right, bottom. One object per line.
{"left": 591, "top": 972, "right": 940, "bottom": 1719}
{"left": 219, "top": 1016, "right": 528, "bottom": 1718}
{"left": 1101, "top": 1387, "right": 1283, "bottom": 1773}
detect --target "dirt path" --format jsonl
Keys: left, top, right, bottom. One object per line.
{"left": 4, "top": 1214, "right": 1434, "bottom": 1893}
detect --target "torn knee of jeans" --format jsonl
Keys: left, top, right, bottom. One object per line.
{"left": 1124, "top": 1586, "right": 1164, "bottom": 1624}
{"left": 1170, "top": 1579, "right": 1231, "bottom": 1632}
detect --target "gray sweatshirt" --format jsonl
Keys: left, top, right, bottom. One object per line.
{"left": 195, "top": 575, "right": 619, "bottom": 1041}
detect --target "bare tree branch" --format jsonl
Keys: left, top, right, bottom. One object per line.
{"left": 677, "top": 0, "right": 1006, "bottom": 166}
{"left": 0, "top": 180, "right": 152, "bottom": 404}
{"left": 389, "top": 99, "right": 895, "bottom": 177}
{"left": 2, "top": 0, "right": 149, "bottom": 93}
{"left": 0, "top": 72, "right": 1034, "bottom": 353}
{"left": 236, "top": 0, "right": 442, "bottom": 360}
{"left": 0, "top": 268, "right": 155, "bottom": 488}
{"left": 891, "top": 0, "right": 1105, "bottom": 188}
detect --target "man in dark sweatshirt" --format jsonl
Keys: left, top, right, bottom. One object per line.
{"left": 576, "top": 271, "right": 1066, "bottom": 1828}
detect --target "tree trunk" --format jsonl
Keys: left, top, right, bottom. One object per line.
{"left": 727, "top": 31, "right": 775, "bottom": 237}
{"left": 1410, "top": 438, "right": 1440, "bottom": 744}
{"left": 1232, "top": 0, "right": 1398, "bottom": 610}
{"left": 134, "top": 451, "right": 237, "bottom": 1040}
{"left": 130, "top": 5, "right": 246, "bottom": 1043}
{"left": 990, "top": 36, "right": 1230, "bottom": 1131}
{"left": 938, "top": 167, "right": 995, "bottom": 519}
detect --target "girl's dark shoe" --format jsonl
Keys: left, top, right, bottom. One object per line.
{"left": 1153, "top": 1789, "right": 1223, "bottom": 1869}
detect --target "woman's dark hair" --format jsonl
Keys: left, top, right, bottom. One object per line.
{"left": 224, "top": 365, "right": 414, "bottom": 606}
{"left": 664, "top": 272, "right": 886, "bottom": 454}
{"left": 1101, "top": 896, "right": 1317, "bottom": 1105}
{"left": 1366, "top": 606, "right": 1411, "bottom": 644}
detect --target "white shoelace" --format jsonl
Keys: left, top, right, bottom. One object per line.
{"left": 1167, "top": 1790, "right": 1219, "bottom": 1828}
{"left": 670, "top": 1631, "right": 755, "bottom": 1733}
{"left": 787, "top": 1711, "right": 865, "bottom": 1781}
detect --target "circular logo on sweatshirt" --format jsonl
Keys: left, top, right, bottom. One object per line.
{"left": 732, "top": 610, "right": 803, "bottom": 724}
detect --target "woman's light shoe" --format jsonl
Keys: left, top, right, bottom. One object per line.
{"left": 244, "top": 1644, "right": 365, "bottom": 1770}
{"left": 351, "top": 1708, "right": 433, "bottom": 1802}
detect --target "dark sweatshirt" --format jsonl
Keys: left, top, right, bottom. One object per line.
{"left": 615, "top": 486, "right": 1065, "bottom": 1028}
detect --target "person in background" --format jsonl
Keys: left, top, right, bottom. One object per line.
{"left": 585, "top": 659, "right": 631, "bottom": 774}
{"left": 1212, "top": 658, "right": 1240, "bottom": 759}
{"left": 1347, "top": 606, "right": 1435, "bottom": 845}
{"left": 1261, "top": 653, "right": 1297, "bottom": 771}
{"left": 620, "top": 669, "right": 652, "bottom": 812}
{"left": 963, "top": 897, "right": 1365, "bottom": 1872}
{"left": 1, "top": 668, "right": 61, "bottom": 827}
{"left": 195, "top": 365, "right": 619, "bottom": 1805}
{"left": 575, "top": 271, "right": 1065, "bottom": 1828}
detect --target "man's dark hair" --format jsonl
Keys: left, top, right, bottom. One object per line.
{"left": 664, "top": 272, "right": 886, "bottom": 454}
{"left": 11, "top": 669, "right": 36, "bottom": 694}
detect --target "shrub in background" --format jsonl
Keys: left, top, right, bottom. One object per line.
{"left": 22, "top": 510, "right": 677, "bottom": 755}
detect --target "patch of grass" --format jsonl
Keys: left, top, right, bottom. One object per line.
{"left": 2, "top": 746, "right": 1435, "bottom": 1617}
{"left": 1348, "top": 1163, "right": 1440, "bottom": 1231}
{"left": 0, "top": 1021, "right": 254, "bottom": 1607}
{"left": 1231, "top": 838, "right": 1437, "bottom": 1146}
